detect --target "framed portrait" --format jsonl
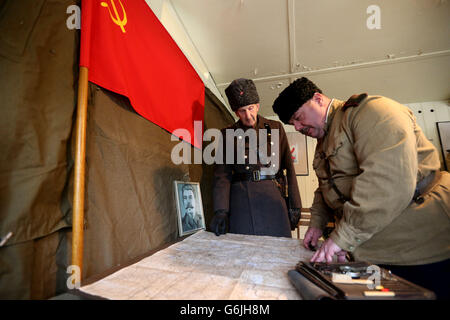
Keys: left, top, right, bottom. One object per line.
{"left": 174, "top": 181, "right": 206, "bottom": 237}
{"left": 436, "top": 121, "right": 450, "bottom": 171}
{"left": 286, "top": 132, "right": 309, "bottom": 176}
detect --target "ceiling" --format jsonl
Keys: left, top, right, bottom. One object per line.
{"left": 167, "top": 0, "right": 450, "bottom": 117}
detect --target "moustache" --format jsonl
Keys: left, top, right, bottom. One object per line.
{"left": 300, "top": 127, "right": 310, "bottom": 135}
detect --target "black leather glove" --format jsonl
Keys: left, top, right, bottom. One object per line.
{"left": 288, "top": 208, "right": 301, "bottom": 231}
{"left": 209, "top": 210, "right": 228, "bottom": 236}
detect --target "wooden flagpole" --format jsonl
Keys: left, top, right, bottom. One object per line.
{"left": 72, "top": 66, "right": 89, "bottom": 280}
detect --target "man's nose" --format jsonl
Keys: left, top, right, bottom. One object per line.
{"left": 294, "top": 121, "right": 303, "bottom": 132}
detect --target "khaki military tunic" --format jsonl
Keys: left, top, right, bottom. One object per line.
{"left": 310, "top": 95, "right": 450, "bottom": 265}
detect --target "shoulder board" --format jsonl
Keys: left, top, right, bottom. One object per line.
{"left": 343, "top": 93, "right": 368, "bottom": 111}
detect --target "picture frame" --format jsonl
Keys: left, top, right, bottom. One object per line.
{"left": 174, "top": 181, "right": 206, "bottom": 236}
{"left": 436, "top": 121, "right": 450, "bottom": 171}
{"left": 286, "top": 132, "right": 309, "bottom": 176}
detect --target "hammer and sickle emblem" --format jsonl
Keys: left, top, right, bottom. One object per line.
{"left": 101, "top": 0, "right": 127, "bottom": 33}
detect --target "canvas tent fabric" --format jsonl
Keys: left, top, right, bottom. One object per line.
{"left": 0, "top": 0, "right": 75, "bottom": 249}
{"left": 0, "top": 0, "right": 234, "bottom": 299}
{"left": 0, "top": 0, "right": 76, "bottom": 299}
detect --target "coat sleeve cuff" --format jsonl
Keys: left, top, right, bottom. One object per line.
{"left": 214, "top": 209, "right": 228, "bottom": 216}
{"left": 329, "top": 221, "right": 369, "bottom": 252}
{"left": 309, "top": 213, "right": 330, "bottom": 230}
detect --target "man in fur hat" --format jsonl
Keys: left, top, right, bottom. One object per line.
{"left": 210, "top": 78, "right": 302, "bottom": 238}
{"left": 272, "top": 77, "right": 450, "bottom": 299}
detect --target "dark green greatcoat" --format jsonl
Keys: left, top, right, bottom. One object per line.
{"left": 213, "top": 116, "right": 302, "bottom": 237}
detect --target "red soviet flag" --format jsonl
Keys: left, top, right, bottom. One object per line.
{"left": 80, "top": 0, "right": 204, "bottom": 148}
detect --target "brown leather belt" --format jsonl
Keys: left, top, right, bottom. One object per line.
{"left": 413, "top": 171, "right": 441, "bottom": 204}
{"left": 232, "top": 171, "right": 281, "bottom": 183}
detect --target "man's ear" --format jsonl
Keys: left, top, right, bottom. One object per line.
{"left": 255, "top": 103, "right": 260, "bottom": 112}
{"left": 312, "top": 92, "right": 323, "bottom": 106}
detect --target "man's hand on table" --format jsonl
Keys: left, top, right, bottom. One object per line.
{"left": 303, "top": 227, "right": 347, "bottom": 263}
{"left": 302, "top": 226, "right": 322, "bottom": 251}
{"left": 311, "top": 238, "right": 347, "bottom": 263}
{"left": 209, "top": 210, "right": 228, "bottom": 236}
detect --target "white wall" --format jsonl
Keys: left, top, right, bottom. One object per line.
{"left": 406, "top": 100, "right": 450, "bottom": 166}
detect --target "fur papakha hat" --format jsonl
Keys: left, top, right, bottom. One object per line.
{"left": 225, "top": 78, "right": 260, "bottom": 111}
{"left": 272, "top": 77, "right": 322, "bottom": 124}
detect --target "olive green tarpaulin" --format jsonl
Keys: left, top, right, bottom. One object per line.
{"left": 0, "top": 0, "right": 76, "bottom": 299}
{"left": 0, "top": 0, "right": 234, "bottom": 299}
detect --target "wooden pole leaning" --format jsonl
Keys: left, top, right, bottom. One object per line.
{"left": 72, "top": 66, "right": 89, "bottom": 283}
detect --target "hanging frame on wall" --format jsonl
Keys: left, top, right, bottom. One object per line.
{"left": 436, "top": 121, "right": 450, "bottom": 171}
{"left": 286, "top": 132, "right": 309, "bottom": 176}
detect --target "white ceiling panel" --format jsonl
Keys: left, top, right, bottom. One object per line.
{"left": 294, "top": 0, "right": 450, "bottom": 70}
{"left": 171, "top": 0, "right": 291, "bottom": 83}
{"left": 169, "top": 0, "right": 450, "bottom": 117}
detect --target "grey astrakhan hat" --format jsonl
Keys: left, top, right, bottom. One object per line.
{"left": 225, "top": 78, "right": 260, "bottom": 111}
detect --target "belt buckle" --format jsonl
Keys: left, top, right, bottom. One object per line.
{"left": 252, "top": 170, "right": 261, "bottom": 182}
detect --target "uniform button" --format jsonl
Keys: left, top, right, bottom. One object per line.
{"left": 415, "top": 197, "right": 424, "bottom": 204}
